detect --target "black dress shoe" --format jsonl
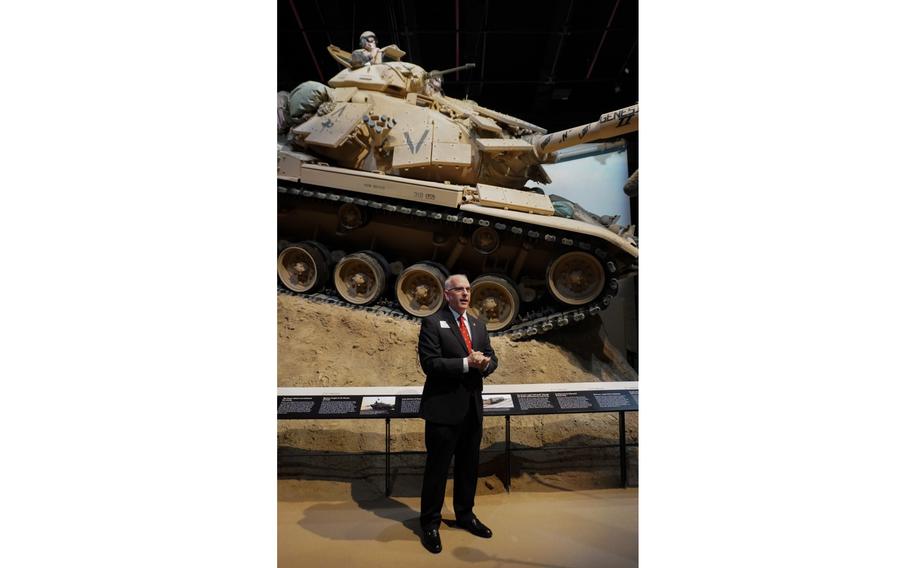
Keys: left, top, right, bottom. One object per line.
{"left": 455, "top": 516, "right": 493, "bottom": 538}
{"left": 421, "top": 527, "right": 442, "bottom": 554}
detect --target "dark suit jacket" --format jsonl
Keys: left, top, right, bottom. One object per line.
{"left": 418, "top": 308, "right": 498, "bottom": 425}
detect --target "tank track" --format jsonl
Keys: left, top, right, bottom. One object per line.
{"left": 278, "top": 183, "right": 629, "bottom": 340}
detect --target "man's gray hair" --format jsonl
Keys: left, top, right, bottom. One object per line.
{"left": 444, "top": 274, "right": 469, "bottom": 290}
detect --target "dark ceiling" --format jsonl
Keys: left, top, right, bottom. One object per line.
{"left": 278, "top": 0, "right": 638, "bottom": 135}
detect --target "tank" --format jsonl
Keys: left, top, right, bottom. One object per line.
{"left": 277, "top": 43, "right": 639, "bottom": 338}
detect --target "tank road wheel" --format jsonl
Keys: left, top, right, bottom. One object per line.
{"left": 471, "top": 227, "right": 500, "bottom": 255}
{"left": 546, "top": 251, "right": 605, "bottom": 305}
{"left": 469, "top": 275, "right": 520, "bottom": 332}
{"left": 395, "top": 263, "right": 447, "bottom": 317}
{"left": 338, "top": 203, "right": 366, "bottom": 230}
{"left": 277, "top": 242, "right": 328, "bottom": 293}
{"left": 334, "top": 252, "right": 388, "bottom": 305}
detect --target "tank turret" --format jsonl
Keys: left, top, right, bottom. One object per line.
{"left": 277, "top": 41, "right": 639, "bottom": 337}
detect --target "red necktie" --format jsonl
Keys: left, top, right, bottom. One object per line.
{"left": 459, "top": 315, "right": 473, "bottom": 352}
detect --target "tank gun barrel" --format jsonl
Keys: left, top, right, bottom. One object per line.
{"left": 428, "top": 63, "right": 476, "bottom": 78}
{"left": 531, "top": 103, "right": 639, "bottom": 156}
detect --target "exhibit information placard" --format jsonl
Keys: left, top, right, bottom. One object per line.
{"left": 278, "top": 382, "right": 638, "bottom": 419}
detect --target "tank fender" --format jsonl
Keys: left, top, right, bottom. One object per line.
{"left": 459, "top": 203, "right": 638, "bottom": 258}
{"left": 277, "top": 148, "right": 320, "bottom": 181}
{"left": 465, "top": 184, "right": 555, "bottom": 216}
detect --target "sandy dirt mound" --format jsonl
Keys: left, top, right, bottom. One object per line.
{"left": 278, "top": 294, "right": 638, "bottom": 492}
{"left": 278, "top": 294, "right": 637, "bottom": 386}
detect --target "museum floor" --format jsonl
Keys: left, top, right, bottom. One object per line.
{"left": 278, "top": 480, "right": 638, "bottom": 567}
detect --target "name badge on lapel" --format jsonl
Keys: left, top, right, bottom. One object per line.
{"left": 440, "top": 320, "right": 450, "bottom": 329}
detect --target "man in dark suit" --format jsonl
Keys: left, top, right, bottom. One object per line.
{"left": 417, "top": 274, "right": 498, "bottom": 554}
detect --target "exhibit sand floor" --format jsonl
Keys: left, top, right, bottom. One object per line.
{"left": 278, "top": 479, "right": 638, "bottom": 567}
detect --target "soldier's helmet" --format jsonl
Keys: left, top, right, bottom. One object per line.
{"left": 359, "top": 31, "right": 377, "bottom": 48}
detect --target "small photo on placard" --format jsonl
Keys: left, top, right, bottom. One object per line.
{"left": 482, "top": 394, "right": 514, "bottom": 410}
{"left": 360, "top": 396, "right": 396, "bottom": 415}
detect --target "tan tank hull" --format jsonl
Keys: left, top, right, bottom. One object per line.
{"left": 278, "top": 152, "right": 637, "bottom": 337}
